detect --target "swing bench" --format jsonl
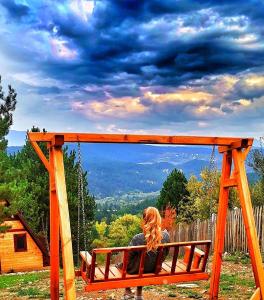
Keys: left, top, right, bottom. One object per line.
{"left": 76, "top": 240, "right": 211, "bottom": 292}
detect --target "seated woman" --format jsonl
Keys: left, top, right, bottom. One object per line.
{"left": 118, "top": 207, "right": 170, "bottom": 300}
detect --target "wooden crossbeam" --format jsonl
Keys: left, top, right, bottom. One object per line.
{"left": 28, "top": 132, "right": 253, "bottom": 147}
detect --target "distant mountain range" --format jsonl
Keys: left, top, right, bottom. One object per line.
{"left": 7, "top": 139, "right": 257, "bottom": 198}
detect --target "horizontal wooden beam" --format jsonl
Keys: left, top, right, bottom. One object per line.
{"left": 85, "top": 272, "right": 209, "bottom": 291}
{"left": 223, "top": 178, "right": 238, "bottom": 188}
{"left": 93, "top": 240, "right": 212, "bottom": 254}
{"left": 218, "top": 139, "right": 253, "bottom": 153}
{"left": 28, "top": 132, "right": 253, "bottom": 147}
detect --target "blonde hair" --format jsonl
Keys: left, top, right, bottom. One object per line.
{"left": 142, "top": 207, "right": 162, "bottom": 252}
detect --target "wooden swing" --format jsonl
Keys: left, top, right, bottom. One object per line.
{"left": 77, "top": 240, "right": 211, "bottom": 292}
{"left": 28, "top": 133, "right": 264, "bottom": 300}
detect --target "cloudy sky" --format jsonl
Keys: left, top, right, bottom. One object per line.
{"left": 0, "top": 0, "right": 264, "bottom": 139}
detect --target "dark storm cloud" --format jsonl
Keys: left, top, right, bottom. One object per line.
{"left": 1, "top": 0, "right": 264, "bottom": 133}
{"left": 1, "top": 0, "right": 263, "bottom": 91}
{"left": 0, "top": 0, "right": 30, "bottom": 19}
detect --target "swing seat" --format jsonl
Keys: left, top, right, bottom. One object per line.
{"left": 76, "top": 240, "right": 211, "bottom": 292}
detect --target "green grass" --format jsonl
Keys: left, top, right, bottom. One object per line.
{"left": 17, "top": 287, "right": 49, "bottom": 298}
{"left": 177, "top": 288, "right": 204, "bottom": 299}
{"left": 220, "top": 273, "right": 254, "bottom": 295}
{"left": 0, "top": 271, "right": 49, "bottom": 289}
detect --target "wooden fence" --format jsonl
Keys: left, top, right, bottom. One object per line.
{"left": 170, "top": 206, "right": 264, "bottom": 253}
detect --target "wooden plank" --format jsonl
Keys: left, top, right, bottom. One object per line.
{"left": 105, "top": 253, "right": 111, "bottom": 280}
{"left": 155, "top": 247, "right": 164, "bottom": 274}
{"left": 80, "top": 251, "right": 92, "bottom": 265}
{"left": 201, "top": 243, "right": 210, "bottom": 272}
{"left": 109, "top": 266, "right": 122, "bottom": 278}
{"left": 233, "top": 149, "right": 264, "bottom": 298}
{"left": 89, "top": 252, "right": 96, "bottom": 283}
{"left": 223, "top": 178, "right": 238, "bottom": 188}
{"left": 85, "top": 272, "right": 210, "bottom": 291}
{"left": 139, "top": 249, "right": 146, "bottom": 277}
{"left": 186, "top": 245, "right": 195, "bottom": 272}
{"left": 122, "top": 250, "right": 129, "bottom": 279}
{"left": 93, "top": 240, "right": 212, "bottom": 253}
{"left": 209, "top": 151, "right": 232, "bottom": 300}
{"left": 53, "top": 146, "right": 76, "bottom": 300}
{"left": 171, "top": 246, "right": 179, "bottom": 274}
{"left": 49, "top": 146, "right": 60, "bottom": 300}
{"left": 28, "top": 132, "right": 253, "bottom": 147}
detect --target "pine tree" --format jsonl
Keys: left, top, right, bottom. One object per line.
{"left": 157, "top": 168, "right": 189, "bottom": 213}
{"left": 0, "top": 76, "right": 17, "bottom": 151}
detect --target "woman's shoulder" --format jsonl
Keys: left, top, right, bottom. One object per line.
{"left": 130, "top": 233, "right": 145, "bottom": 245}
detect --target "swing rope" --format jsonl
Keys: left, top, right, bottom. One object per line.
{"left": 77, "top": 142, "right": 88, "bottom": 264}
{"left": 207, "top": 145, "right": 217, "bottom": 242}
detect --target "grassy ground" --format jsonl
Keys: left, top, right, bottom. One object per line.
{"left": 0, "top": 254, "right": 258, "bottom": 299}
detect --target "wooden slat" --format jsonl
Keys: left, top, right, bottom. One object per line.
{"left": 93, "top": 240, "right": 211, "bottom": 253}
{"left": 186, "top": 245, "right": 195, "bottom": 272}
{"left": 80, "top": 251, "right": 92, "bottom": 265}
{"left": 105, "top": 253, "right": 111, "bottom": 280}
{"left": 85, "top": 272, "right": 210, "bottom": 291}
{"left": 89, "top": 252, "right": 96, "bottom": 283}
{"left": 201, "top": 243, "right": 211, "bottom": 272}
{"left": 109, "top": 266, "right": 122, "bottom": 278}
{"left": 171, "top": 246, "right": 179, "bottom": 274}
{"left": 155, "top": 247, "right": 163, "bottom": 274}
{"left": 139, "top": 249, "right": 146, "bottom": 277}
{"left": 162, "top": 262, "right": 171, "bottom": 273}
{"left": 122, "top": 250, "right": 129, "bottom": 279}
{"left": 28, "top": 132, "right": 253, "bottom": 147}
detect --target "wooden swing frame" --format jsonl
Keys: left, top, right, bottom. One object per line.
{"left": 28, "top": 132, "right": 264, "bottom": 300}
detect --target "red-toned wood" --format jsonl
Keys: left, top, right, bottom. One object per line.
{"left": 155, "top": 247, "right": 164, "bottom": 274}
{"left": 28, "top": 132, "right": 253, "bottom": 147}
{"left": 233, "top": 148, "right": 264, "bottom": 299}
{"left": 85, "top": 272, "right": 209, "bottom": 291}
{"left": 122, "top": 250, "right": 129, "bottom": 279}
{"left": 90, "top": 252, "right": 96, "bottom": 283}
{"left": 105, "top": 253, "right": 111, "bottom": 280}
{"left": 49, "top": 146, "right": 60, "bottom": 300}
{"left": 222, "top": 178, "right": 238, "bottom": 188}
{"left": 139, "top": 249, "right": 146, "bottom": 277}
{"left": 93, "top": 240, "right": 211, "bottom": 253}
{"left": 201, "top": 243, "right": 211, "bottom": 272}
{"left": 186, "top": 245, "right": 195, "bottom": 272}
{"left": 171, "top": 246, "right": 179, "bottom": 274}
{"left": 77, "top": 241, "right": 211, "bottom": 292}
{"left": 209, "top": 151, "right": 232, "bottom": 299}
{"left": 53, "top": 146, "right": 76, "bottom": 300}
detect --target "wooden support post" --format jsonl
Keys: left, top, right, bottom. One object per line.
{"left": 49, "top": 146, "right": 60, "bottom": 300}
{"left": 209, "top": 151, "right": 232, "bottom": 299}
{"left": 233, "top": 149, "right": 264, "bottom": 299}
{"left": 53, "top": 146, "right": 76, "bottom": 300}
